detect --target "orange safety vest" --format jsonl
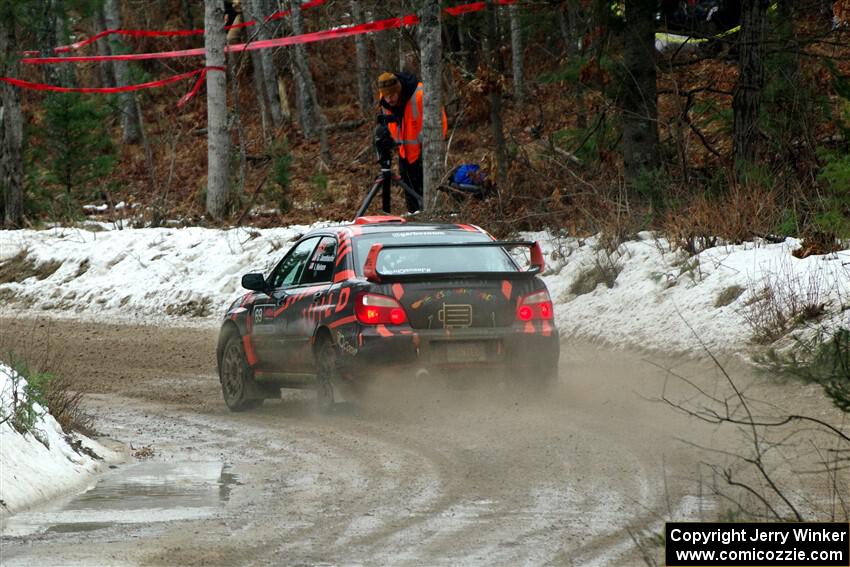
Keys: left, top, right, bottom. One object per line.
{"left": 384, "top": 82, "right": 448, "bottom": 163}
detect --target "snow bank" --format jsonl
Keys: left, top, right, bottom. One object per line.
{"left": 0, "top": 363, "right": 116, "bottom": 515}
{"left": 0, "top": 224, "right": 321, "bottom": 324}
{"left": 535, "top": 232, "right": 850, "bottom": 353}
{"left": 0, "top": 225, "right": 848, "bottom": 352}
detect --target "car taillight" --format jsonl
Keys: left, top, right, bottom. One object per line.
{"left": 517, "top": 290, "right": 554, "bottom": 321}
{"left": 355, "top": 293, "right": 408, "bottom": 325}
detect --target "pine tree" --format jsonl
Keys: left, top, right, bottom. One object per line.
{"left": 38, "top": 93, "right": 117, "bottom": 214}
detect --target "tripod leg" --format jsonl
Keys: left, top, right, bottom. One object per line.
{"left": 355, "top": 178, "right": 384, "bottom": 218}
{"left": 381, "top": 176, "right": 392, "bottom": 213}
{"left": 394, "top": 178, "right": 423, "bottom": 212}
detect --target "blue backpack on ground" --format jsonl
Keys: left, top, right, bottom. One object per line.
{"left": 448, "top": 164, "right": 485, "bottom": 199}
{"left": 451, "top": 164, "right": 481, "bottom": 185}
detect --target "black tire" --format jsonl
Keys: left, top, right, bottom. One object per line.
{"left": 315, "top": 336, "right": 340, "bottom": 413}
{"left": 219, "top": 335, "right": 263, "bottom": 412}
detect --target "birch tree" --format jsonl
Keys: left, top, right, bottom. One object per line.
{"left": 104, "top": 0, "right": 144, "bottom": 144}
{"left": 622, "top": 0, "right": 659, "bottom": 189}
{"left": 205, "top": 0, "right": 230, "bottom": 220}
{"left": 0, "top": 7, "right": 24, "bottom": 228}
{"left": 509, "top": 2, "right": 525, "bottom": 104}
{"left": 420, "top": 0, "right": 444, "bottom": 211}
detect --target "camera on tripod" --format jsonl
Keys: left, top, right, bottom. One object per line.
{"left": 374, "top": 114, "right": 399, "bottom": 176}
{"left": 354, "top": 113, "right": 421, "bottom": 218}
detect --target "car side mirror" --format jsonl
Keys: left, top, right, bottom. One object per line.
{"left": 241, "top": 273, "right": 267, "bottom": 292}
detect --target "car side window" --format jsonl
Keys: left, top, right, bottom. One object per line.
{"left": 269, "top": 238, "right": 319, "bottom": 289}
{"left": 300, "top": 236, "right": 337, "bottom": 285}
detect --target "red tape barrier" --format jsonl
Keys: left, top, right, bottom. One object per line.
{"left": 6, "top": 0, "right": 516, "bottom": 104}
{"left": 21, "top": 13, "right": 416, "bottom": 64}
{"left": 22, "top": 0, "right": 515, "bottom": 64}
{"left": 21, "top": 0, "right": 326, "bottom": 56}
{"left": 0, "top": 66, "right": 224, "bottom": 107}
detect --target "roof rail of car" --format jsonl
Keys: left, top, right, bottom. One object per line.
{"left": 353, "top": 215, "right": 407, "bottom": 225}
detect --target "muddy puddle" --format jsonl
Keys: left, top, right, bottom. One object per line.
{"left": 1, "top": 461, "right": 238, "bottom": 538}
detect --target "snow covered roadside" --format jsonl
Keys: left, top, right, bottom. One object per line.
{"left": 533, "top": 231, "right": 850, "bottom": 353}
{"left": 0, "top": 223, "right": 847, "bottom": 353}
{"left": 0, "top": 224, "right": 317, "bottom": 325}
{"left": 0, "top": 363, "right": 119, "bottom": 516}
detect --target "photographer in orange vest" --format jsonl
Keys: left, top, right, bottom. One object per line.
{"left": 377, "top": 71, "right": 447, "bottom": 213}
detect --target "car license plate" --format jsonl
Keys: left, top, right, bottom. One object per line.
{"left": 445, "top": 341, "right": 488, "bottom": 363}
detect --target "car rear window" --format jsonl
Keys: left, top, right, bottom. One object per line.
{"left": 353, "top": 230, "right": 519, "bottom": 275}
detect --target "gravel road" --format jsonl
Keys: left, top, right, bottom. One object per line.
{"left": 0, "top": 317, "right": 844, "bottom": 566}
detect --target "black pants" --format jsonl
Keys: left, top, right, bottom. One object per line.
{"left": 399, "top": 157, "right": 423, "bottom": 213}
{"left": 381, "top": 157, "right": 423, "bottom": 214}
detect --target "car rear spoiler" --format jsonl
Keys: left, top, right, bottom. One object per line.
{"left": 362, "top": 241, "right": 545, "bottom": 283}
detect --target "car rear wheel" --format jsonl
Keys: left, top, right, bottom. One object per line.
{"left": 315, "top": 336, "right": 343, "bottom": 413}
{"left": 220, "top": 335, "right": 263, "bottom": 411}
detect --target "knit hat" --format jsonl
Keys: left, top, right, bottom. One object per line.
{"left": 377, "top": 72, "right": 401, "bottom": 98}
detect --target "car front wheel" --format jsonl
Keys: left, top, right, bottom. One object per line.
{"left": 220, "top": 335, "right": 263, "bottom": 411}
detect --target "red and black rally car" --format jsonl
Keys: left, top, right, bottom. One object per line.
{"left": 216, "top": 216, "right": 560, "bottom": 411}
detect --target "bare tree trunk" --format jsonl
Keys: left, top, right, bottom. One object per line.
{"left": 485, "top": 0, "right": 507, "bottom": 183}
{"left": 733, "top": 0, "right": 767, "bottom": 170}
{"left": 181, "top": 0, "right": 194, "bottom": 29}
{"left": 241, "top": 0, "right": 272, "bottom": 143}
{"left": 773, "top": 0, "right": 812, "bottom": 163}
{"left": 455, "top": 12, "right": 478, "bottom": 73}
{"left": 557, "top": 2, "right": 570, "bottom": 55}
{"left": 205, "top": 0, "right": 230, "bottom": 220}
{"left": 277, "top": 75, "right": 292, "bottom": 122}
{"left": 398, "top": 1, "right": 406, "bottom": 70}
{"left": 0, "top": 12, "right": 24, "bottom": 228}
{"left": 37, "top": 0, "right": 68, "bottom": 87}
{"left": 352, "top": 0, "right": 374, "bottom": 115}
{"left": 95, "top": 6, "right": 115, "bottom": 88}
{"left": 249, "top": 48, "right": 272, "bottom": 145}
{"left": 230, "top": 59, "right": 247, "bottom": 202}
{"left": 622, "top": 0, "right": 659, "bottom": 189}
{"left": 509, "top": 3, "right": 525, "bottom": 104}
{"left": 374, "top": 3, "right": 397, "bottom": 75}
{"left": 420, "top": 0, "right": 444, "bottom": 212}
{"left": 566, "top": 0, "right": 587, "bottom": 129}
{"left": 288, "top": 0, "right": 329, "bottom": 162}
{"left": 245, "top": 0, "right": 284, "bottom": 130}
{"left": 261, "top": 1, "right": 286, "bottom": 127}
{"left": 104, "top": 0, "right": 144, "bottom": 145}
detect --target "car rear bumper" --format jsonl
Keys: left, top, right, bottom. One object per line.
{"left": 338, "top": 323, "right": 560, "bottom": 379}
